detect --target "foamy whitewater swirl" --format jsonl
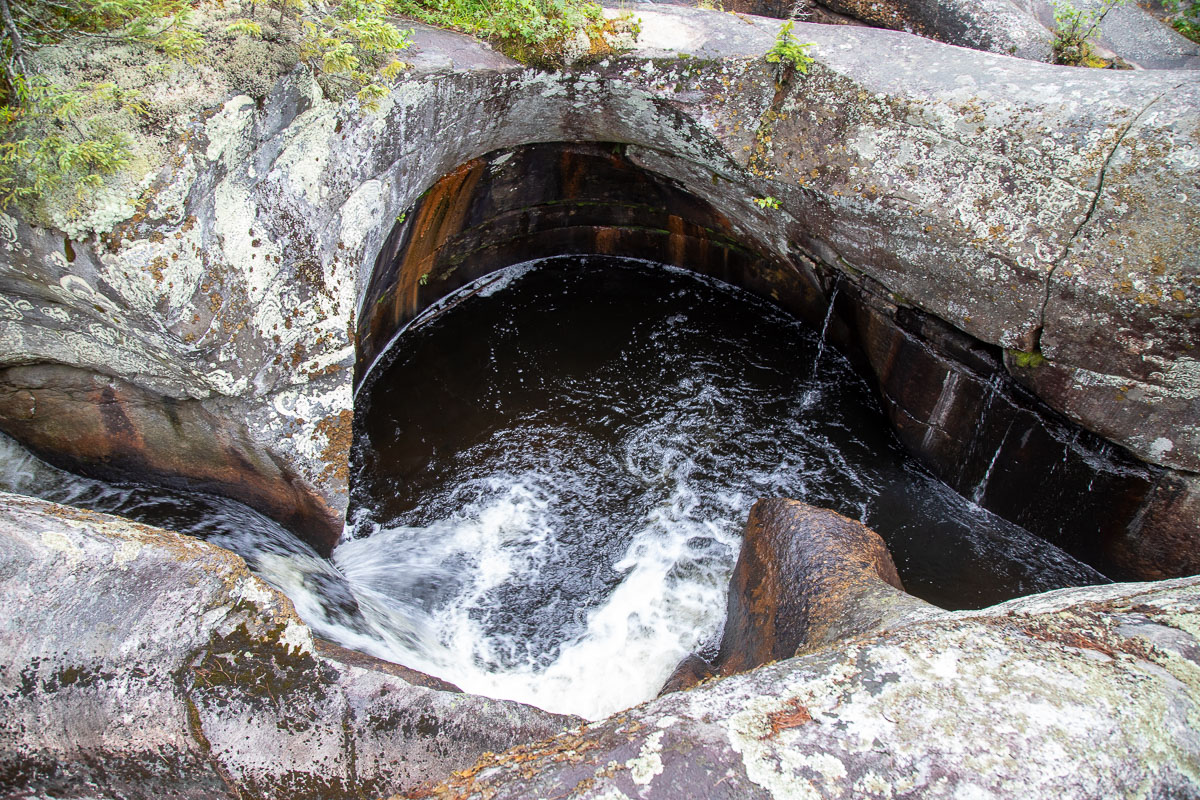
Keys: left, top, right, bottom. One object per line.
{"left": 334, "top": 470, "right": 740, "bottom": 719}
{"left": 0, "top": 259, "right": 1109, "bottom": 722}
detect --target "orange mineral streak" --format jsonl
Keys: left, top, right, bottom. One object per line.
{"left": 668, "top": 214, "right": 687, "bottom": 267}
{"left": 391, "top": 159, "right": 487, "bottom": 328}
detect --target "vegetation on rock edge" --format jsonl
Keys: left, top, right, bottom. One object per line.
{"left": 0, "top": 0, "right": 609, "bottom": 217}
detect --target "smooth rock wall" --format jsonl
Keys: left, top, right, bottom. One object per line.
{"left": 0, "top": 493, "right": 573, "bottom": 799}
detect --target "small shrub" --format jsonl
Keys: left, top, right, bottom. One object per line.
{"left": 390, "top": 0, "right": 607, "bottom": 67}
{"left": 0, "top": 77, "right": 140, "bottom": 208}
{"left": 765, "top": 21, "right": 814, "bottom": 77}
{"left": 1164, "top": 0, "right": 1200, "bottom": 42}
{"left": 1050, "top": 0, "right": 1127, "bottom": 66}
{"left": 753, "top": 195, "right": 781, "bottom": 210}
{"left": 297, "top": 0, "right": 413, "bottom": 109}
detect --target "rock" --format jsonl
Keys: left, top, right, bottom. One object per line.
{"left": 0, "top": 364, "right": 342, "bottom": 555}
{"left": 815, "top": 0, "right": 1055, "bottom": 61}
{"left": 1, "top": 6, "right": 1196, "bottom": 581}
{"left": 658, "top": 654, "right": 717, "bottom": 695}
{"left": 0, "top": 493, "right": 574, "bottom": 799}
{"left": 711, "top": 499, "right": 937, "bottom": 677}
{"left": 1109, "top": 470, "right": 1200, "bottom": 580}
{"left": 837, "top": 279, "right": 1176, "bottom": 579}
{"left": 419, "top": 576, "right": 1200, "bottom": 799}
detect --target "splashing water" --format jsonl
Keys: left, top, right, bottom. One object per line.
{"left": 346, "top": 257, "right": 1107, "bottom": 718}
{"left": 1, "top": 256, "right": 1108, "bottom": 721}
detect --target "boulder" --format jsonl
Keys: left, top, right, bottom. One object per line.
{"left": 0, "top": 492, "right": 574, "bottom": 799}
{"left": 662, "top": 498, "right": 937, "bottom": 694}
{"left": 711, "top": 499, "right": 936, "bottom": 676}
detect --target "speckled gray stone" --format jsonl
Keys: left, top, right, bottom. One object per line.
{"left": 0, "top": 492, "right": 573, "bottom": 799}
{"left": 424, "top": 577, "right": 1200, "bottom": 800}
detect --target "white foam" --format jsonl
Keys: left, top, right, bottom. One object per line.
{"left": 317, "top": 469, "right": 740, "bottom": 719}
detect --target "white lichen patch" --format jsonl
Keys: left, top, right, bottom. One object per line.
{"left": 1149, "top": 438, "right": 1175, "bottom": 459}
{"left": 99, "top": 228, "right": 207, "bottom": 318}
{"left": 39, "top": 529, "right": 84, "bottom": 566}
{"left": 727, "top": 693, "right": 826, "bottom": 800}
{"left": 213, "top": 180, "right": 285, "bottom": 307}
{"left": 112, "top": 539, "right": 143, "bottom": 568}
{"left": 338, "top": 180, "right": 386, "bottom": 257}
{"left": 231, "top": 574, "right": 290, "bottom": 615}
{"left": 205, "top": 96, "right": 258, "bottom": 169}
{"left": 266, "top": 106, "right": 339, "bottom": 209}
{"left": 279, "top": 618, "right": 315, "bottom": 655}
{"left": 625, "top": 730, "right": 665, "bottom": 785}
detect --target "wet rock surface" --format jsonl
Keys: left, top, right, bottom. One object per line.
{"left": 421, "top": 577, "right": 1200, "bottom": 800}
{"left": 0, "top": 363, "right": 342, "bottom": 555}
{"left": 5, "top": 486, "right": 1196, "bottom": 800}
{"left": 711, "top": 499, "right": 936, "bottom": 676}
{"left": 0, "top": 493, "right": 574, "bottom": 799}
{"left": 662, "top": 498, "right": 938, "bottom": 693}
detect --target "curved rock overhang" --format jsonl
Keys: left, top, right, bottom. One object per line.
{"left": 353, "top": 141, "right": 825, "bottom": 385}
{"left": 0, "top": 7, "right": 1195, "bottom": 570}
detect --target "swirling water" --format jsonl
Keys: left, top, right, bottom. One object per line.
{"left": 1, "top": 256, "right": 1107, "bottom": 720}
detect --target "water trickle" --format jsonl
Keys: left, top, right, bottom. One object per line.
{"left": 810, "top": 276, "right": 841, "bottom": 380}
{"left": 958, "top": 372, "right": 1005, "bottom": 487}
{"left": 972, "top": 420, "right": 1014, "bottom": 506}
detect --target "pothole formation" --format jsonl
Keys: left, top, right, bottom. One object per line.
{"left": 1, "top": 7, "right": 1198, "bottom": 797}
{"left": 356, "top": 141, "right": 1172, "bottom": 584}
{"left": 350, "top": 252, "right": 1103, "bottom": 717}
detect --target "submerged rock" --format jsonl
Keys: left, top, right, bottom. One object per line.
{"left": 0, "top": 493, "right": 574, "bottom": 799}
